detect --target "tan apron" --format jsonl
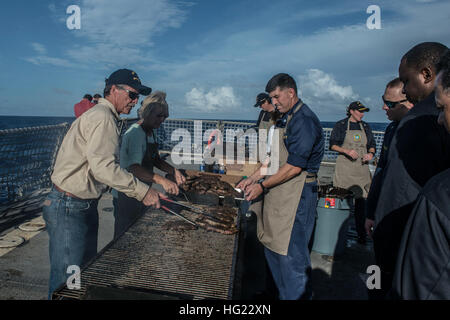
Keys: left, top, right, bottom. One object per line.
{"left": 255, "top": 103, "right": 308, "bottom": 256}
{"left": 247, "top": 116, "right": 274, "bottom": 215}
{"left": 141, "top": 130, "right": 159, "bottom": 187}
{"left": 258, "top": 115, "right": 273, "bottom": 131}
{"left": 332, "top": 119, "right": 372, "bottom": 199}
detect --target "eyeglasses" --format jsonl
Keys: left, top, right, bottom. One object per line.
{"left": 116, "top": 85, "right": 139, "bottom": 101}
{"left": 382, "top": 95, "right": 407, "bottom": 109}
{"left": 259, "top": 98, "right": 272, "bottom": 105}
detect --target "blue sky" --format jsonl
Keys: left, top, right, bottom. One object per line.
{"left": 0, "top": 0, "right": 449, "bottom": 122}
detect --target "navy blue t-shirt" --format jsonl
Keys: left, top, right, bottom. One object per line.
{"left": 276, "top": 100, "right": 324, "bottom": 173}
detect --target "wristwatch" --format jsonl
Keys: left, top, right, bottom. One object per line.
{"left": 258, "top": 180, "right": 269, "bottom": 195}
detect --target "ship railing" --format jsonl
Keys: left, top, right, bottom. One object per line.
{"left": 0, "top": 118, "right": 385, "bottom": 211}
{"left": 0, "top": 123, "right": 71, "bottom": 215}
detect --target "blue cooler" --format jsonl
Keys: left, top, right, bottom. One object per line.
{"left": 312, "top": 195, "right": 352, "bottom": 257}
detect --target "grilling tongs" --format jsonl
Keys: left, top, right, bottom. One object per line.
{"left": 159, "top": 203, "right": 199, "bottom": 229}
{"left": 159, "top": 197, "right": 223, "bottom": 223}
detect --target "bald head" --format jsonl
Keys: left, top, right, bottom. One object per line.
{"left": 383, "top": 77, "right": 413, "bottom": 121}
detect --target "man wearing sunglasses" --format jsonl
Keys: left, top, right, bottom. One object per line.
{"left": 364, "top": 79, "right": 413, "bottom": 299}
{"left": 43, "top": 69, "right": 164, "bottom": 299}
{"left": 254, "top": 92, "right": 276, "bottom": 130}
{"left": 369, "top": 42, "right": 449, "bottom": 299}
{"left": 365, "top": 78, "right": 413, "bottom": 239}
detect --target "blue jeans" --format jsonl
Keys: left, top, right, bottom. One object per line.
{"left": 113, "top": 192, "right": 144, "bottom": 240}
{"left": 264, "top": 181, "right": 318, "bottom": 300}
{"left": 42, "top": 188, "right": 99, "bottom": 299}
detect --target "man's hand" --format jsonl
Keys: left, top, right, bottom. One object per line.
{"left": 174, "top": 168, "right": 186, "bottom": 186}
{"left": 346, "top": 149, "right": 359, "bottom": 160}
{"left": 365, "top": 218, "right": 375, "bottom": 238}
{"left": 142, "top": 188, "right": 165, "bottom": 208}
{"left": 362, "top": 153, "right": 374, "bottom": 163}
{"left": 160, "top": 178, "right": 179, "bottom": 195}
{"left": 237, "top": 177, "right": 255, "bottom": 193}
{"left": 245, "top": 183, "right": 263, "bottom": 201}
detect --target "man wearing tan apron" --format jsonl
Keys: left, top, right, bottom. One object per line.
{"left": 247, "top": 93, "right": 277, "bottom": 216}
{"left": 330, "top": 101, "right": 376, "bottom": 244}
{"left": 255, "top": 92, "right": 275, "bottom": 131}
{"left": 243, "top": 93, "right": 278, "bottom": 298}
{"left": 239, "top": 73, "right": 324, "bottom": 300}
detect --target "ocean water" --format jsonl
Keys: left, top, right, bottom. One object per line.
{"left": 0, "top": 116, "right": 76, "bottom": 130}
{"left": 0, "top": 116, "right": 389, "bottom": 131}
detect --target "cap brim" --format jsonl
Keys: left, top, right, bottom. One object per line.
{"left": 137, "top": 85, "right": 152, "bottom": 96}
{"left": 254, "top": 103, "right": 261, "bottom": 107}
{"left": 358, "top": 107, "right": 370, "bottom": 112}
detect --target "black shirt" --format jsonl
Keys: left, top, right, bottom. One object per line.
{"left": 372, "top": 92, "right": 450, "bottom": 273}
{"left": 256, "top": 110, "right": 271, "bottom": 127}
{"left": 366, "top": 121, "right": 399, "bottom": 220}
{"left": 391, "top": 169, "right": 450, "bottom": 300}
{"left": 276, "top": 100, "right": 324, "bottom": 173}
{"left": 329, "top": 118, "right": 376, "bottom": 152}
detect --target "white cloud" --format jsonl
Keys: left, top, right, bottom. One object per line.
{"left": 298, "top": 69, "right": 365, "bottom": 117}
{"left": 65, "top": 0, "right": 188, "bottom": 65}
{"left": 31, "top": 43, "right": 47, "bottom": 55}
{"left": 299, "top": 69, "right": 359, "bottom": 101}
{"left": 66, "top": 44, "right": 150, "bottom": 67}
{"left": 26, "top": 43, "right": 75, "bottom": 68}
{"left": 26, "top": 0, "right": 189, "bottom": 68}
{"left": 80, "top": 0, "right": 185, "bottom": 46}
{"left": 185, "top": 87, "right": 240, "bottom": 112}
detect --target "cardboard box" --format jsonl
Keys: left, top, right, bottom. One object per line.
{"left": 224, "top": 162, "right": 260, "bottom": 178}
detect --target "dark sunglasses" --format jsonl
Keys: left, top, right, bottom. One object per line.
{"left": 259, "top": 98, "right": 272, "bottom": 105}
{"left": 116, "top": 85, "right": 139, "bottom": 100}
{"left": 382, "top": 95, "right": 407, "bottom": 109}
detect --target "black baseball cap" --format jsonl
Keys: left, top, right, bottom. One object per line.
{"left": 348, "top": 101, "right": 370, "bottom": 112}
{"left": 105, "top": 69, "right": 152, "bottom": 95}
{"left": 254, "top": 93, "right": 270, "bottom": 107}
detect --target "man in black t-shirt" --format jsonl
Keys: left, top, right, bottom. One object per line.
{"left": 365, "top": 78, "right": 413, "bottom": 239}
{"left": 391, "top": 53, "right": 450, "bottom": 300}
{"left": 254, "top": 92, "right": 276, "bottom": 130}
{"left": 372, "top": 42, "right": 449, "bottom": 299}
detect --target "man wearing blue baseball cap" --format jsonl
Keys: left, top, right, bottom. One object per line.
{"left": 43, "top": 69, "right": 162, "bottom": 299}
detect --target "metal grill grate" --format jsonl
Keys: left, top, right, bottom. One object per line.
{"left": 53, "top": 205, "right": 241, "bottom": 300}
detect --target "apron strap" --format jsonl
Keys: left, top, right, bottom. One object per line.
{"left": 286, "top": 101, "right": 304, "bottom": 128}
{"left": 283, "top": 101, "right": 304, "bottom": 142}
